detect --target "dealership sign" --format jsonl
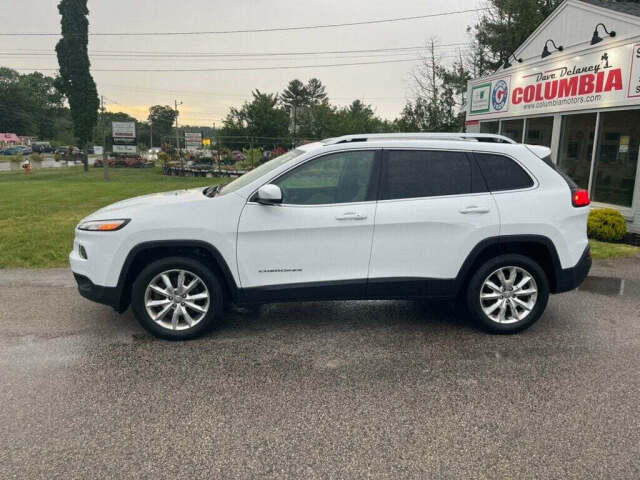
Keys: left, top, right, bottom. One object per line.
{"left": 112, "top": 121, "right": 136, "bottom": 139}
{"left": 468, "top": 41, "right": 640, "bottom": 120}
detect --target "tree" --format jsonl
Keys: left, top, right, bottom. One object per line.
{"left": 401, "top": 39, "right": 465, "bottom": 132}
{"left": 219, "top": 90, "right": 289, "bottom": 148}
{"left": 0, "top": 68, "right": 65, "bottom": 139}
{"left": 148, "top": 105, "right": 178, "bottom": 144}
{"left": 55, "top": 0, "right": 99, "bottom": 163}
{"left": 280, "top": 79, "right": 308, "bottom": 112}
{"left": 471, "top": 0, "right": 563, "bottom": 73}
{"left": 335, "top": 100, "right": 389, "bottom": 134}
{"left": 306, "top": 78, "right": 328, "bottom": 105}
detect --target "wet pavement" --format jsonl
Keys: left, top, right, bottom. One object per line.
{"left": 1, "top": 258, "right": 640, "bottom": 478}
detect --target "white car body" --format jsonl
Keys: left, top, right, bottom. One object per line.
{"left": 70, "top": 133, "right": 592, "bottom": 337}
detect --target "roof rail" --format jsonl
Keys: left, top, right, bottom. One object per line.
{"left": 323, "top": 133, "right": 517, "bottom": 145}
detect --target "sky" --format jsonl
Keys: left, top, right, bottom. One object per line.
{"left": 2, "top": 0, "right": 483, "bottom": 126}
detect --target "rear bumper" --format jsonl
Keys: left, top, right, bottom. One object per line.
{"left": 553, "top": 245, "right": 592, "bottom": 293}
{"left": 73, "top": 273, "right": 126, "bottom": 312}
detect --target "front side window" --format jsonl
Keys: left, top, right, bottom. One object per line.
{"left": 218, "top": 149, "right": 304, "bottom": 196}
{"left": 273, "top": 150, "right": 376, "bottom": 205}
{"left": 381, "top": 150, "right": 474, "bottom": 200}
{"left": 475, "top": 153, "right": 534, "bottom": 192}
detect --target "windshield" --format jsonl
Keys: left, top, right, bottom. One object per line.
{"left": 218, "top": 149, "right": 304, "bottom": 196}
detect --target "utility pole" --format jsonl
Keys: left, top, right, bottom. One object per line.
{"left": 250, "top": 136, "right": 254, "bottom": 169}
{"left": 101, "top": 95, "right": 109, "bottom": 181}
{"left": 149, "top": 121, "right": 153, "bottom": 149}
{"left": 175, "top": 100, "right": 183, "bottom": 171}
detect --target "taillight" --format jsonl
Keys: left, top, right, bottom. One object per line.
{"left": 572, "top": 189, "right": 590, "bottom": 207}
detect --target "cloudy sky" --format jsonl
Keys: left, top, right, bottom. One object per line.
{"left": 3, "top": 0, "right": 483, "bottom": 125}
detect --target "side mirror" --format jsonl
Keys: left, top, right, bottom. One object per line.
{"left": 256, "top": 184, "right": 282, "bottom": 205}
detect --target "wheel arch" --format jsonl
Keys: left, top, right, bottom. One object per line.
{"left": 113, "top": 240, "right": 238, "bottom": 313}
{"left": 455, "top": 235, "right": 563, "bottom": 295}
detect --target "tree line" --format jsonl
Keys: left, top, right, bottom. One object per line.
{"left": 0, "top": 0, "right": 565, "bottom": 150}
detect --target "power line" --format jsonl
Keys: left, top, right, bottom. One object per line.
{"left": 0, "top": 8, "right": 486, "bottom": 36}
{"left": 0, "top": 50, "right": 468, "bottom": 63}
{"left": 0, "top": 42, "right": 470, "bottom": 57}
{"left": 12, "top": 56, "right": 433, "bottom": 72}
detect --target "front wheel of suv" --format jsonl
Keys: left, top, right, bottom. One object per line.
{"left": 131, "top": 257, "right": 224, "bottom": 340}
{"left": 466, "top": 254, "right": 549, "bottom": 334}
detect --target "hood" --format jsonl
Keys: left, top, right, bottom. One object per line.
{"left": 90, "top": 187, "right": 207, "bottom": 217}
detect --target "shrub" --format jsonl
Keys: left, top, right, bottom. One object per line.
{"left": 30, "top": 153, "right": 43, "bottom": 162}
{"left": 587, "top": 208, "right": 627, "bottom": 242}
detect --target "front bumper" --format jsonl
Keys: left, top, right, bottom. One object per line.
{"left": 73, "top": 273, "right": 126, "bottom": 312}
{"left": 553, "top": 245, "right": 592, "bottom": 293}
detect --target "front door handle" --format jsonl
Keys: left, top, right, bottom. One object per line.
{"left": 336, "top": 212, "right": 368, "bottom": 221}
{"left": 459, "top": 205, "right": 490, "bottom": 214}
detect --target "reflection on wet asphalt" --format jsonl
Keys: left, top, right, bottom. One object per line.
{"left": 579, "top": 276, "right": 640, "bottom": 297}
{"left": 1, "top": 262, "right": 640, "bottom": 479}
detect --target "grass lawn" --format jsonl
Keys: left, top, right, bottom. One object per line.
{"left": 0, "top": 167, "right": 222, "bottom": 269}
{"left": 589, "top": 239, "right": 640, "bottom": 260}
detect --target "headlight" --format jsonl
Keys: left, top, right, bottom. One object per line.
{"left": 77, "top": 219, "right": 130, "bottom": 231}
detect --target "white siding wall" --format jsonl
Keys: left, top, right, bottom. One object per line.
{"left": 513, "top": 1, "right": 640, "bottom": 62}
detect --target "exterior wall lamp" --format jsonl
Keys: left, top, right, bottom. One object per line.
{"left": 503, "top": 53, "right": 523, "bottom": 69}
{"left": 541, "top": 39, "right": 564, "bottom": 58}
{"left": 591, "top": 23, "right": 616, "bottom": 45}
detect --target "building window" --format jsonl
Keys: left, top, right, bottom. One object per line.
{"left": 480, "top": 121, "right": 499, "bottom": 134}
{"left": 501, "top": 119, "right": 524, "bottom": 143}
{"left": 592, "top": 110, "right": 640, "bottom": 208}
{"left": 558, "top": 113, "right": 596, "bottom": 190}
{"left": 525, "top": 116, "right": 553, "bottom": 147}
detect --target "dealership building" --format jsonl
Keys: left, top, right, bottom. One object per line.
{"left": 466, "top": 0, "right": 640, "bottom": 233}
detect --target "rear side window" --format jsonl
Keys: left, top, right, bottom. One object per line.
{"left": 381, "top": 150, "right": 477, "bottom": 200}
{"left": 474, "top": 153, "right": 534, "bottom": 191}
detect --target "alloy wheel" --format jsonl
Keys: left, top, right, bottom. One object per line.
{"left": 479, "top": 266, "right": 538, "bottom": 324}
{"left": 144, "top": 269, "right": 210, "bottom": 331}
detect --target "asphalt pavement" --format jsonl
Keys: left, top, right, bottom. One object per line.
{"left": 1, "top": 258, "right": 639, "bottom": 479}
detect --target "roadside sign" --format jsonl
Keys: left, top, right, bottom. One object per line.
{"left": 113, "top": 145, "right": 137, "bottom": 154}
{"left": 112, "top": 122, "right": 136, "bottom": 139}
{"left": 93, "top": 146, "right": 104, "bottom": 155}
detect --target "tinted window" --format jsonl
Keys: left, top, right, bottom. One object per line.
{"left": 274, "top": 150, "right": 376, "bottom": 205}
{"left": 382, "top": 150, "right": 473, "bottom": 200}
{"left": 219, "top": 148, "right": 304, "bottom": 195}
{"left": 475, "top": 153, "right": 534, "bottom": 191}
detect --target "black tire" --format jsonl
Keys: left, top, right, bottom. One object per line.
{"left": 466, "top": 254, "right": 549, "bottom": 334}
{"left": 131, "top": 256, "right": 224, "bottom": 340}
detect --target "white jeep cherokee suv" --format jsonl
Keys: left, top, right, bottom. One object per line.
{"left": 70, "top": 133, "right": 592, "bottom": 339}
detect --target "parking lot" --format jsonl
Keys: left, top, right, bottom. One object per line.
{"left": 1, "top": 258, "right": 639, "bottom": 478}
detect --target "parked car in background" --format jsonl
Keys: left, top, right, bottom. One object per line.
{"left": 71, "top": 132, "right": 592, "bottom": 340}
{"left": 94, "top": 155, "right": 154, "bottom": 168}
{"left": 55, "top": 146, "right": 80, "bottom": 155}
{"left": 31, "top": 142, "right": 53, "bottom": 153}
{"left": 144, "top": 147, "right": 162, "bottom": 161}
{"left": 1, "top": 146, "right": 29, "bottom": 155}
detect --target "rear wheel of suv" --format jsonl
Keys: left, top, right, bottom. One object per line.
{"left": 131, "top": 257, "right": 224, "bottom": 340}
{"left": 466, "top": 254, "right": 549, "bottom": 334}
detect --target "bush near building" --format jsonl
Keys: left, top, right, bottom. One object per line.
{"left": 587, "top": 208, "right": 627, "bottom": 242}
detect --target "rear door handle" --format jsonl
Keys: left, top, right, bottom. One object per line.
{"left": 459, "top": 205, "right": 490, "bottom": 214}
{"left": 336, "top": 212, "right": 368, "bottom": 221}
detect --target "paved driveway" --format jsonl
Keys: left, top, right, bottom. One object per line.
{"left": 1, "top": 258, "right": 639, "bottom": 478}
